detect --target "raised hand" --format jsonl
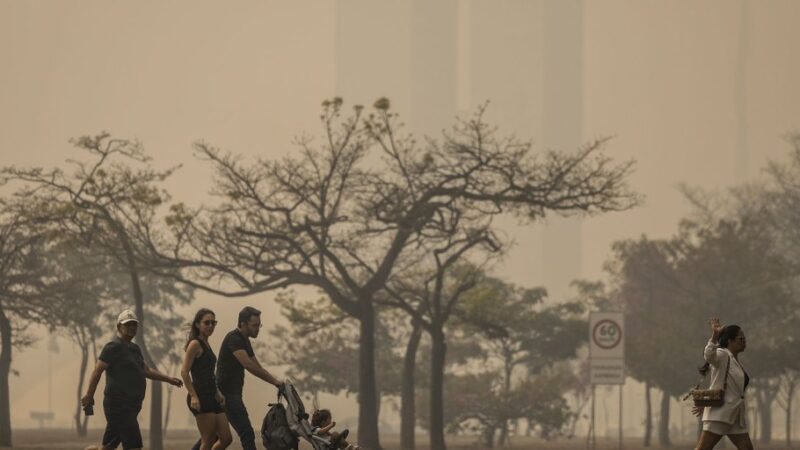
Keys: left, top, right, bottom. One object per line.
{"left": 709, "top": 318, "right": 723, "bottom": 339}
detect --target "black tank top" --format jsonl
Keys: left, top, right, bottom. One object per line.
{"left": 190, "top": 339, "right": 217, "bottom": 394}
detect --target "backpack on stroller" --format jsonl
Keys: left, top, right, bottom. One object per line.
{"left": 262, "top": 380, "right": 356, "bottom": 450}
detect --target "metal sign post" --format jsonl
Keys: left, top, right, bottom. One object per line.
{"left": 590, "top": 312, "right": 625, "bottom": 450}
{"left": 619, "top": 384, "right": 623, "bottom": 450}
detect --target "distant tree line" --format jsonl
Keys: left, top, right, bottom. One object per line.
{"left": 584, "top": 134, "right": 800, "bottom": 447}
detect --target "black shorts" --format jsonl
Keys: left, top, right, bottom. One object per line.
{"left": 102, "top": 398, "right": 143, "bottom": 450}
{"left": 187, "top": 391, "right": 224, "bottom": 416}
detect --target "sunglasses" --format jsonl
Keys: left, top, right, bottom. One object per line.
{"left": 202, "top": 320, "right": 218, "bottom": 326}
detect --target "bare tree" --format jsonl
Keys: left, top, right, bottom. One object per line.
{"left": 142, "top": 98, "right": 637, "bottom": 449}
{"left": 1, "top": 136, "right": 188, "bottom": 450}
{"left": 54, "top": 242, "right": 115, "bottom": 437}
{"left": 380, "top": 245, "right": 497, "bottom": 450}
{"left": 0, "top": 200, "right": 66, "bottom": 447}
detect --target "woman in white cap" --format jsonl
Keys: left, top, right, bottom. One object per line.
{"left": 81, "top": 309, "right": 183, "bottom": 450}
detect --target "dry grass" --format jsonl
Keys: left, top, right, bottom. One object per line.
{"left": 3, "top": 430, "right": 797, "bottom": 450}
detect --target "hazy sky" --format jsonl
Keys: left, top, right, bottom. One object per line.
{"left": 2, "top": 0, "right": 800, "bottom": 436}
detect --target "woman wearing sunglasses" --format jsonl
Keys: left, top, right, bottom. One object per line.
{"left": 181, "top": 308, "right": 232, "bottom": 450}
{"left": 692, "top": 318, "right": 752, "bottom": 450}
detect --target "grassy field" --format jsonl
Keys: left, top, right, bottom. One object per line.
{"left": 4, "top": 429, "right": 794, "bottom": 450}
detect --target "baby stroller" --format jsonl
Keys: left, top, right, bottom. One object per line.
{"left": 262, "top": 380, "right": 355, "bottom": 450}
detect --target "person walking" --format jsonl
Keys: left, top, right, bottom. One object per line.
{"left": 182, "top": 308, "right": 232, "bottom": 450}
{"left": 81, "top": 309, "right": 183, "bottom": 450}
{"left": 192, "top": 306, "right": 282, "bottom": 450}
{"left": 693, "top": 318, "right": 753, "bottom": 450}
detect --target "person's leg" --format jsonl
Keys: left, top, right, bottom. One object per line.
{"left": 195, "top": 413, "right": 218, "bottom": 450}
{"left": 224, "top": 394, "right": 256, "bottom": 450}
{"left": 727, "top": 433, "right": 755, "bottom": 450}
{"left": 695, "top": 430, "right": 724, "bottom": 450}
{"left": 100, "top": 400, "right": 122, "bottom": 450}
{"left": 100, "top": 424, "right": 121, "bottom": 450}
{"left": 116, "top": 403, "right": 143, "bottom": 450}
{"left": 212, "top": 412, "right": 233, "bottom": 450}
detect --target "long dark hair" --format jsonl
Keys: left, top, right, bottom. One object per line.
{"left": 185, "top": 308, "right": 215, "bottom": 350}
{"left": 699, "top": 324, "right": 742, "bottom": 375}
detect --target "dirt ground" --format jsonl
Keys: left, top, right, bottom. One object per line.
{"left": 2, "top": 430, "right": 793, "bottom": 450}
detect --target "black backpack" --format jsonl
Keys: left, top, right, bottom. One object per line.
{"left": 262, "top": 401, "right": 299, "bottom": 450}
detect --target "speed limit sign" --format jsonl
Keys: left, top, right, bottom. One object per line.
{"left": 590, "top": 312, "right": 624, "bottom": 359}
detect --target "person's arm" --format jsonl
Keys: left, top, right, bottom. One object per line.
{"left": 144, "top": 364, "right": 183, "bottom": 387}
{"left": 81, "top": 360, "right": 109, "bottom": 407}
{"left": 181, "top": 341, "right": 202, "bottom": 408}
{"left": 232, "top": 350, "right": 281, "bottom": 387}
{"left": 704, "top": 317, "right": 724, "bottom": 366}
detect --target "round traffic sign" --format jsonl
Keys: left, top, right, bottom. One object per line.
{"left": 592, "top": 319, "right": 622, "bottom": 349}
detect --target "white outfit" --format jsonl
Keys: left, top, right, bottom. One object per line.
{"left": 701, "top": 340, "right": 749, "bottom": 435}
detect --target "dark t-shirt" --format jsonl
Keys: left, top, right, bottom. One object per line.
{"left": 216, "top": 329, "right": 255, "bottom": 394}
{"left": 99, "top": 336, "right": 146, "bottom": 403}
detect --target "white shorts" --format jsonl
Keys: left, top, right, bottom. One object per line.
{"left": 703, "top": 420, "right": 748, "bottom": 436}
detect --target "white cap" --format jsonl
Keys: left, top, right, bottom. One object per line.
{"left": 117, "top": 309, "right": 139, "bottom": 325}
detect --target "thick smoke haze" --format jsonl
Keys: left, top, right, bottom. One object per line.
{"left": 1, "top": 0, "right": 799, "bottom": 441}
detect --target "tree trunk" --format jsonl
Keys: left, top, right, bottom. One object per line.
{"left": 658, "top": 391, "right": 671, "bottom": 447}
{"left": 163, "top": 365, "right": 175, "bottom": 438}
{"left": 497, "top": 426, "right": 508, "bottom": 448}
{"left": 75, "top": 336, "right": 90, "bottom": 436}
{"left": 401, "top": 320, "right": 422, "bottom": 450}
{"left": 0, "top": 305, "right": 13, "bottom": 447}
{"left": 149, "top": 366, "right": 164, "bottom": 450}
{"left": 357, "top": 301, "right": 382, "bottom": 450}
{"left": 757, "top": 388, "right": 774, "bottom": 444}
{"left": 429, "top": 327, "right": 447, "bottom": 450}
{"left": 124, "top": 242, "right": 163, "bottom": 450}
{"left": 644, "top": 381, "right": 652, "bottom": 447}
{"left": 497, "top": 355, "right": 513, "bottom": 447}
{"left": 482, "top": 424, "right": 496, "bottom": 449}
{"left": 785, "top": 381, "right": 795, "bottom": 449}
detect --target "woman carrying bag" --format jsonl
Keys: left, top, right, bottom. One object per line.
{"left": 692, "top": 318, "right": 753, "bottom": 450}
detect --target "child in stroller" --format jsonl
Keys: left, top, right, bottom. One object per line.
{"left": 311, "top": 409, "right": 360, "bottom": 450}
{"left": 262, "top": 380, "right": 361, "bottom": 450}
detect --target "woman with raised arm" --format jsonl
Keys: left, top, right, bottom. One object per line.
{"left": 182, "top": 308, "right": 232, "bottom": 450}
{"left": 693, "top": 318, "right": 753, "bottom": 450}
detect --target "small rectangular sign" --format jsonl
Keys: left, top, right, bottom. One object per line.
{"left": 590, "top": 358, "right": 625, "bottom": 385}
